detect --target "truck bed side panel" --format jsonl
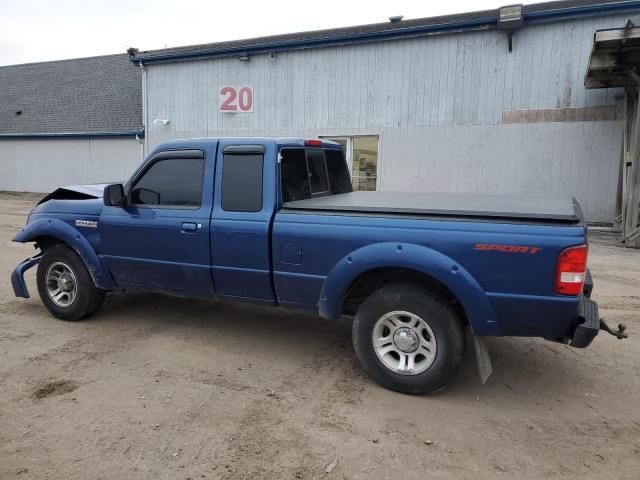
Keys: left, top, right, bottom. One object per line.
{"left": 272, "top": 212, "right": 587, "bottom": 337}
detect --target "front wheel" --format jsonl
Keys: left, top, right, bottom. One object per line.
{"left": 352, "top": 283, "right": 465, "bottom": 394}
{"left": 36, "top": 244, "right": 105, "bottom": 321}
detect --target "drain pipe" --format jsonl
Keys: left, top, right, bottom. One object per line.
{"left": 128, "top": 47, "right": 147, "bottom": 162}
{"left": 135, "top": 132, "right": 144, "bottom": 163}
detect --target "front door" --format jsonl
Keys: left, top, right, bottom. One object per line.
{"left": 99, "top": 149, "right": 214, "bottom": 293}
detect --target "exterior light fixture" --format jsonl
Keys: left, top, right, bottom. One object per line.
{"left": 238, "top": 53, "right": 250, "bottom": 61}
{"left": 152, "top": 118, "right": 170, "bottom": 125}
{"left": 498, "top": 4, "right": 523, "bottom": 52}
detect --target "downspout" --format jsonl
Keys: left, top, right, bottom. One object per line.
{"left": 142, "top": 62, "right": 148, "bottom": 161}
{"left": 133, "top": 59, "right": 148, "bottom": 162}
{"left": 135, "top": 132, "right": 144, "bottom": 163}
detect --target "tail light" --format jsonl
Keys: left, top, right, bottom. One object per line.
{"left": 555, "top": 244, "right": 588, "bottom": 295}
{"left": 305, "top": 139, "right": 323, "bottom": 146}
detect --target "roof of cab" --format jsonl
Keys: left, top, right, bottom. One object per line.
{"left": 154, "top": 137, "right": 342, "bottom": 150}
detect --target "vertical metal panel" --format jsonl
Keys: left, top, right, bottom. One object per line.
{"left": 0, "top": 138, "right": 141, "bottom": 192}
{"left": 144, "top": 13, "right": 640, "bottom": 223}
{"left": 376, "top": 122, "right": 624, "bottom": 222}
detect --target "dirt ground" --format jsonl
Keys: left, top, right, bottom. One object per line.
{"left": 0, "top": 192, "right": 639, "bottom": 480}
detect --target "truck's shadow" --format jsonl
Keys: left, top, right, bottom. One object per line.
{"left": 92, "top": 291, "right": 596, "bottom": 403}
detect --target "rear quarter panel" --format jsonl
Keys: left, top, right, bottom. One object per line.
{"left": 272, "top": 212, "right": 587, "bottom": 338}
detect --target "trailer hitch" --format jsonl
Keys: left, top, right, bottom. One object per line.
{"left": 600, "top": 318, "right": 628, "bottom": 340}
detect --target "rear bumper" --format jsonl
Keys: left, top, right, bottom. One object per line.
{"left": 583, "top": 268, "right": 593, "bottom": 299}
{"left": 11, "top": 254, "right": 41, "bottom": 298}
{"left": 569, "top": 269, "right": 598, "bottom": 348}
{"left": 569, "top": 295, "right": 600, "bottom": 348}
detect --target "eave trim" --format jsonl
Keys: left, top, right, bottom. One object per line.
{"left": 131, "top": 1, "right": 640, "bottom": 65}
{"left": 0, "top": 129, "right": 145, "bottom": 140}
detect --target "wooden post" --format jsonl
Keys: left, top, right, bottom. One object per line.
{"left": 624, "top": 82, "right": 640, "bottom": 247}
{"left": 614, "top": 140, "right": 624, "bottom": 233}
{"left": 620, "top": 86, "right": 632, "bottom": 239}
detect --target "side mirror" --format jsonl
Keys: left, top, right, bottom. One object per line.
{"left": 103, "top": 184, "right": 125, "bottom": 207}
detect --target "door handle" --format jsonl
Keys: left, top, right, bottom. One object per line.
{"left": 181, "top": 222, "right": 198, "bottom": 233}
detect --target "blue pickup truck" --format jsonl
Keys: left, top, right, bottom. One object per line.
{"left": 11, "top": 137, "right": 625, "bottom": 394}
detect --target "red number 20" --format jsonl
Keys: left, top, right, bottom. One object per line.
{"left": 220, "top": 86, "right": 253, "bottom": 112}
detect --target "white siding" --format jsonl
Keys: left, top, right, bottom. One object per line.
{"left": 144, "top": 13, "right": 640, "bottom": 223}
{"left": 0, "top": 137, "right": 141, "bottom": 192}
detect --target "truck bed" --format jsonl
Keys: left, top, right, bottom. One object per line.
{"left": 283, "top": 191, "right": 581, "bottom": 224}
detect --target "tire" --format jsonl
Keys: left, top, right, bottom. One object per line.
{"left": 352, "top": 283, "right": 465, "bottom": 395}
{"left": 36, "top": 244, "right": 105, "bottom": 321}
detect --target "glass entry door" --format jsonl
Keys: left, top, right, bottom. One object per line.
{"left": 321, "top": 135, "right": 378, "bottom": 191}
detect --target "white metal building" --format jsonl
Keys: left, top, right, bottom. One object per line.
{"left": 130, "top": 0, "right": 640, "bottom": 224}
{"left": 0, "top": 54, "right": 143, "bottom": 192}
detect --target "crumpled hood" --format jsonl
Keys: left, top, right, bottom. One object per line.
{"left": 60, "top": 183, "right": 110, "bottom": 197}
{"left": 37, "top": 183, "right": 115, "bottom": 204}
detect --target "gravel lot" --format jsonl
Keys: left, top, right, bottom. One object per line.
{"left": 1, "top": 192, "right": 639, "bottom": 480}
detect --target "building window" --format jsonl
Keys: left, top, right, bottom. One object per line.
{"left": 321, "top": 136, "right": 378, "bottom": 191}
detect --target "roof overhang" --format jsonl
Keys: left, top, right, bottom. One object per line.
{"left": 585, "top": 25, "right": 640, "bottom": 88}
{"left": 0, "top": 129, "right": 145, "bottom": 140}
{"left": 131, "top": 17, "right": 497, "bottom": 66}
{"left": 132, "top": 1, "right": 640, "bottom": 65}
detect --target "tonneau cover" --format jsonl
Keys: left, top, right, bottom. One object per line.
{"left": 283, "top": 191, "right": 581, "bottom": 223}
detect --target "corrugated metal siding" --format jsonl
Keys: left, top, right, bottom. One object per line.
{"left": 377, "top": 122, "right": 623, "bottom": 223}
{"left": 145, "top": 13, "right": 640, "bottom": 223}
{"left": 0, "top": 138, "right": 141, "bottom": 192}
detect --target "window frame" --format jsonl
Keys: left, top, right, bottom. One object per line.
{"left": 127, "top": 149, "right": 206, "bottom": 210}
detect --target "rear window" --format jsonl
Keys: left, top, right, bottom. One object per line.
{"left": 325, "top": 150, "right": 352, "bottom": 194}
{"left": 221, "top": 153, "right": 263, "bottom": 212}
{"left": 306, "top": 150, "right": 329, "bottom": 194}
{"left": 280, "top": 148, "right": 350, "bottom": 202}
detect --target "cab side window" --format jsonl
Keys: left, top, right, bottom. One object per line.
{"left": 131, "top": 158, "right": 204, "bottom": 207}
{"left": 221, "top": 153, "right": 264, "bottom": 212}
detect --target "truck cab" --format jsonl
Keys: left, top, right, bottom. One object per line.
{"left": 98, "top": 137, "right": 345, "bottom": 299}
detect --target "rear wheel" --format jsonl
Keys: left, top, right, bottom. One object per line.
{"left": 36, "top": 244, "right": 105, "bottom": 321}
{"left": 352, "top": 283, "right": 465, "bottom": 394}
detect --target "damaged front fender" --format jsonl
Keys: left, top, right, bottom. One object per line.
{"left": 12, "top": 218, "right": 115, "bottom": 292}
{"left": 11, "top": 254, "right": 41, "bottom": 298}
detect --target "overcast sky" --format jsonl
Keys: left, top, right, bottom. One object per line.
{"left": 0, "top": 0, "right": 555, "bottom": 66}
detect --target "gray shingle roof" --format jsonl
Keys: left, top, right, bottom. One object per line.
{"left": 0, "top": 54, "right": 142, "bottom": 135}
{"left": 132, "top": 0, "right": 640, "bottom": 64}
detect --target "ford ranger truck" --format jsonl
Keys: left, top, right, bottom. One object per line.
{"left": 10, "top": 137, "right": 626, "bottom": 394}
